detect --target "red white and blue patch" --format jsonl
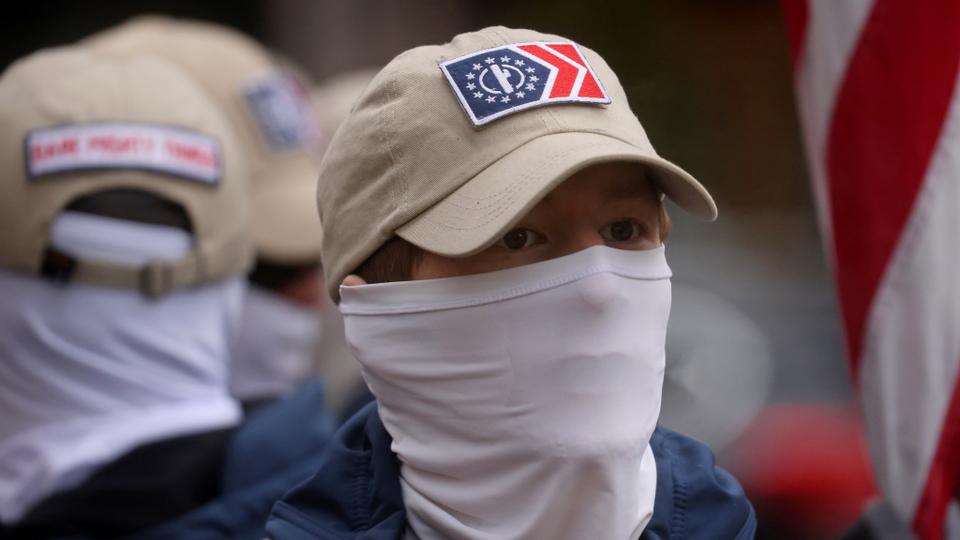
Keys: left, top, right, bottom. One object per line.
{"left": 244, "top": 72, "right": 320, "bottom": 152}
{"left": 440, "top": 41, "right": 610, "bottom": 127}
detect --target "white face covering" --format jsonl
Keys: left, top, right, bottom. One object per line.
{"left": 229, "top": 285, "right": 323, "bottom": 401}
{"left": 340, "top": 245, "right": 671, "bottom": 540}
{"left": 0, "top": 211, "right": 244, "bottom": 524}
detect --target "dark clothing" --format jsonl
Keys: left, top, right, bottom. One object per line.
{"left": 267, "top": 402, "right": 757, "bottom": 539}
{"left": 2, "top": 380, "right": 336, "bottom": 540}
{"left": 8, "top": 429, "right": 234, "bottom": 539}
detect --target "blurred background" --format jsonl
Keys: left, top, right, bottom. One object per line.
{"left": 1, "top": 1, "right": 875, "bottom": 538}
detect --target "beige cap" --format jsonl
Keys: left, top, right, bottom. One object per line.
{"left": 318, "top": 26, "right": 717, "bottom": 300}
{"left": 86, "top": 16, "right": 323, "bottom": 265}
{"left": 0, "top": 46, "right": 250, "bottom": 295}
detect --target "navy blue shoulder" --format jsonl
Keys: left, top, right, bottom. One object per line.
{"left": 643, "top": 427, "right": 756, "bottom": 540}
{"left": 267, "top": 402, "right": 405, "bottom": 540}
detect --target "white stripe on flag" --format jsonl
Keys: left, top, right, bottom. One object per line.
{"left": 858, "top": 69, "right": 960, "bottom": 525}
{"left": 792, "top": 0, "right": 873, "bottom": 254}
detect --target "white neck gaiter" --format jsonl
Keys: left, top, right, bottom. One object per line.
{"left": 340, "top": 245, "right": 671, "bottom": 540}
{"left": 0, "top": 211, "right": 243, "bottom": 524}
{"left": 229, "top": 286, "right": 322, "bottom": 401}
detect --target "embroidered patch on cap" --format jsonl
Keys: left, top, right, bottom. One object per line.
{"left": 440, "top": 42, "right": 610, "bottom": 127}
{"left": 244, "top": 72, "right": 320, "bottom": 152}
{"left": 26, "top": 122, "right": 221, "bottom": 184}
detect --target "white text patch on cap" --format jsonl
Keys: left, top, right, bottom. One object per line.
{"left": 440, "top": 41, "right": 611, "bottom": 127}
{"left": 26, "top": 122, "right": 221, "bottom": 185}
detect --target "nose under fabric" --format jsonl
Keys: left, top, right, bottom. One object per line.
{"left": 577, "top": 272, "right": 623, "bottom": 311}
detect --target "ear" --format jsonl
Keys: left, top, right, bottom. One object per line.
{"left": 342, "top": 274, "right": 368, "bottom": 286}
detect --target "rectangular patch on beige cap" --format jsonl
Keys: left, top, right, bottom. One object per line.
{"left": 440, "top": 41, "right": 611, "bottom": 127}
{"left": 25, "top": 122, "right": 222, "bottom": 185}
{"left": 244, "top": 72, "right": 319, "bottom": 152}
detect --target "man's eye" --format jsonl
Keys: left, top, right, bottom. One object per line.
{"left": 600, "top": 219, "right": 643, "bottom": 243}
{"left": 497, "top": 228, "right": 543, "bottom": 250}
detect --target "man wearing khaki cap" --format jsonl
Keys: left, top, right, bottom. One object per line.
{"left": 86, "top": 16, "right": 330, "bottom": 411}
{"left": 0, "top": 46, "right": 332, "bottom": 539}
{"left": 268, "top": 27, "right": 755, "bottom": 540}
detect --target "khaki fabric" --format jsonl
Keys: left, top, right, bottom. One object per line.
{"left": 0, "top": 47, "right": 250, "bottom": 295}
{"left": 317, "top": 26, "right": 717, "bottom": 301}
{"left": 87, "top": 16, "right": 323, "bottom": 265}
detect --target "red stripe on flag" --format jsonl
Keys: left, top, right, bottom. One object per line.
{"left": 518, "top": 44, "right": 578, "bottom": 98}
{"left": 825, "top": 0, "right": 960, "bottom": 378}
{"left": 545, "top": 44, "right": 605, "bottom": 99}
{"left": 780, "top": 0, "right": 809, "bottom": 70}
{"left": 914, "top": 368, "right": 960, "bottom": 539}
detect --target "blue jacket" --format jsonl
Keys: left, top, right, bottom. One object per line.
{"left": 267, "top": 402, "right": 756, "bottom": 539}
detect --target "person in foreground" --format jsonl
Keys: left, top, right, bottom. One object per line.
{"left": 268, "top": 26, "right": 756, "bottom": 540}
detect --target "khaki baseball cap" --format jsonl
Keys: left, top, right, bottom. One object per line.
{"left": 86, "top": 16, "right": 323, "bottom": 265}
{"left": 318, "top": 26, "right": 717, "bottom": 301}
{"left": 0, "top": 46, "right": 250, "bottom": 295}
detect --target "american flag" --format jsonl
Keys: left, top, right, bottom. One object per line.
{"left": 783, "top": 1, "right": 960, "bottom": 538}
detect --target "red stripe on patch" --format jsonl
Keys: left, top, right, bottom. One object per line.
{"left": 545, "top": 43, "right": 605, "bottom": 99}
{"left": 518, "top": 44, "right": 578, "bottom": 98}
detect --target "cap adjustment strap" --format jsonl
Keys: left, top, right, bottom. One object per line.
{"left": 68, "top": 255, "right": 203, "bottom": 297}
{"left": 39, "top": 238, "right": 251, "bottom": 296}
{"left": 139, "top": 263, "right": 178, "bottom": 297}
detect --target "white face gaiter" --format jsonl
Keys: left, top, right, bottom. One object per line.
{"left": 229, "top": 285, "right": 323, "bottom": 401}
{"left": 0, "top": 211, "right": 243, "bottom": 524}
{"left": 339, "top": 245, "right": 671, "bottom": 540}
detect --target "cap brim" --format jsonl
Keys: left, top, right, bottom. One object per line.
{"left": 251, "top": 156, "right": 323, "bottom": 264}
{"left": 396, "top": 131, "right": 717, "bottom": 257}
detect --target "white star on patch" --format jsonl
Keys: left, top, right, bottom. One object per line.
{"left": 473, "top": 92, "right": 483, "bottom": 99}
{"left": 473, "top": 63, "right": 482, "bottom": 71}
{"left": 466, "top": 82, "right": 476, "bottom": 90}
{"left": 500, "top": 56, "right": 510, "bottom": 62}
{"left": 529, "top": 76, "right": 539, "bottom": 82}
{"left": 466, "top": 72, "right": 475, "bottom": 80}
{"left": 525, "top": 83, "right": 535, "bottom": 91}
{"left": 525, "top": 67, "right": 535, "bottom": 73}
{"left": 486, "top": 96, "right": 496, "bottom": 103}
{"left": 501, "top": 96, "right": 510, "bottom": 103}
{"left": 485, "top": 57, "right": 495, "bottom": 64}
{"left": 515, "top": 91, "right": 525, "bottom": 98}
{"left": 515, "top": 59, "right": 525, "bottom": 66}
